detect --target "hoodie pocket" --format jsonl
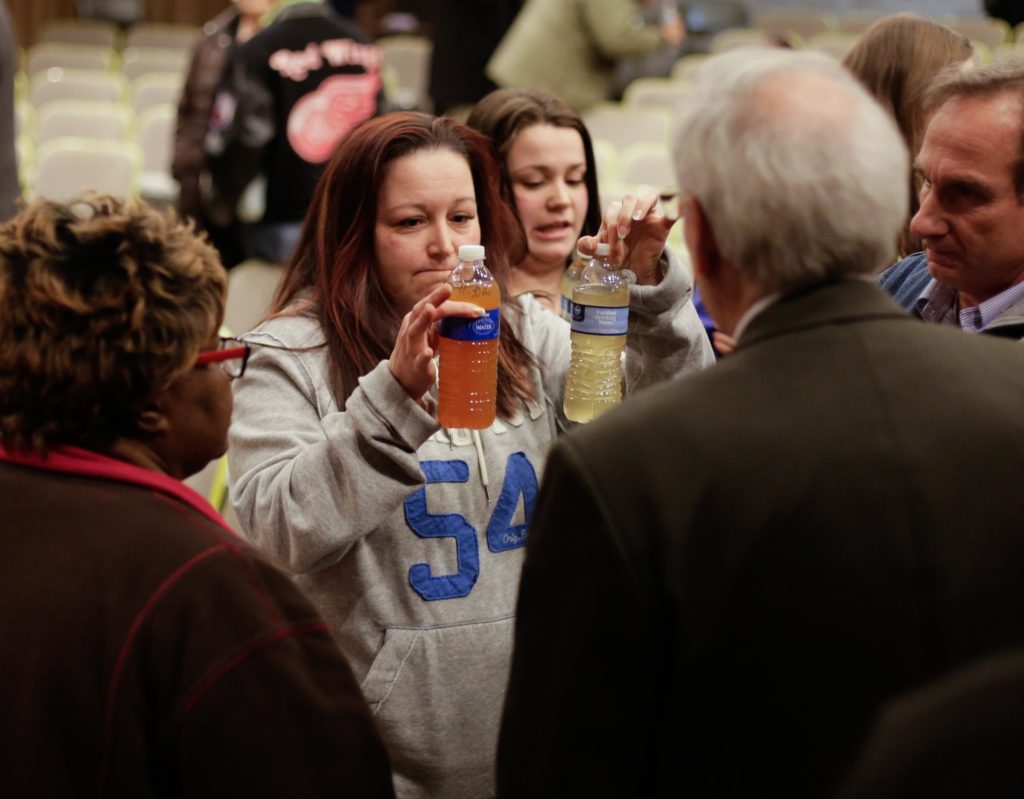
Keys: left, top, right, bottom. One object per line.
{"left": 360, "top": 615, "right": 515, "bottom": 798}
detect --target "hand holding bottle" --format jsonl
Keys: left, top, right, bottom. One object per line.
{"left": 389, "top": 283, "right": 487, "bottom": 404}
{"left": 577, "top": 188, "right": 677, "bottom": 285}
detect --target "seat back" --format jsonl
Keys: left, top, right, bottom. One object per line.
{"left": 619, "top": 143, "right": 675, "bottom": 191}
{"left": 377, "top": 35, "right": 432, "bottom": 110}
{"left": 26, "top": 43, "right": 117, "bottom": 76}
{"left": 622, "top": 77, "right": 694, "bottom": 113}
{"left": 124, "top": 23, "right": 199, "bottom": 51}
{"left": 35, "top": 100, "right": 133, "bottom": 145}
{"left": 941, "top": 16, "right": 1011, "bottom": 50}
{"left": 121, "top": 46, "right": 190, "bottom": 82}
{"left": 30, "top": 68, "right": 127, "bottom": 108}
{"left": 32, "top": 137, "right": 140, "bottom": 202}
{"left": 834, "top": 12, "right": 886, "bottom": 36}
{"left": 710, "top": 27, "right": 779, "bottom": 53}
{"left": 751, "top": 8, "right": 836, "bottom": 40}
{"left": 136, "top": 103, "right": 174, "bottom": 174}
{"left": 41, "top": 18, "right": 121, "bottom": 48}
{"left": 583, "top": 104, "right": 671, "bottom": 151}
{"left": 805, "top": 32, "right": 861, "bottom": 61}
{"left": 671, "top": 53, "right": 710, "bottom": 81}
{"left": 224, "top": 259, "right": 285, "bottom": 337}
{"left": 130, "top": 72, "right": 184, "bottom": 115}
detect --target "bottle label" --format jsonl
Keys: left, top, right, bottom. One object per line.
{"left": 559, "top": 293, "right": 572, "bottom": 321}
{"left": 440, "top": 308, "right": 501, "bottom": 341}
{"left": 570, "top": 303, "right": 628, "bottom": 336}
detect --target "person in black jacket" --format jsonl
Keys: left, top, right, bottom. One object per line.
{"left": 206, "top": 0, "right": 382, "bottom": 264}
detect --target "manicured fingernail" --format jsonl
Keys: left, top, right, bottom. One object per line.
{"left": 618, "top": 227, "right": 629, "bottom": 239}
{"left": 475, "top": 306, "right": 486, "bottom": 316}
{"left": 632, "top": 210, "right": 644, "bottom": 221}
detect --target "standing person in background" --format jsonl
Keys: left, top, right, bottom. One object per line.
{"left": 0, "top": 195, "right": 396, "bottom": 798}
{"left": 0, "top": 0, "right": 18, "bottom": 221}
{"left": 174, "top": 0, "right": 273, "bottom": 268}
{"left": 429, "top": 0, "right": 521, "bottom": 117}
{"left": 228, "top": 112, "right": 710, "bottom": 798}
{"left": 206, "top": 0, "right": 382, "bottom": 265}
{"left": 487, "top": 0, "right": 684, "bottom": 112}
{"left": 467, "top": 88, "right": 603, "bottom": 309}
{"left": 842, "top": 14, "right": 972, "bottom": 261}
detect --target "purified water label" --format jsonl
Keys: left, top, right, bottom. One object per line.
{"left": 570, "top": 303, "right": 628, "bottom": 336}
{"left": 560, "top": 293, "right": 572, "bottom": 320}
{"left": 440, "top": 308, "right": 501, "bottom": 341}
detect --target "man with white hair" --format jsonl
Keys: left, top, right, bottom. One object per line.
{"left": 879, "top": 58, "right": 1024, "bottom": 340}
{"left": 496, "top": 49, "right": 1024, "bottom": 799}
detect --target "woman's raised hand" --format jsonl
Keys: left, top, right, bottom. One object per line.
{"left": 578, "top": 188, "right": 677, "bottom": 285}
{"left": 388, "top": 284, "right": 487, "bottom": 403}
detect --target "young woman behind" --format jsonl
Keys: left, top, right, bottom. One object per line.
{"left": 228, "top": 112, "right": 712, "bottom": 798}
{"left": 467, "top": 88, "right": 603, "bottom": 311}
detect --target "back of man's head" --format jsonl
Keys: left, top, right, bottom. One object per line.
{"left": 673, "top": 49, "right": 908, "bottom": 294}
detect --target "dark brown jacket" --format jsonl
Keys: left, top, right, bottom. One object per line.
{"left": 0, "top": 446, "right": 395, "bottom": 797}
{"left": 500, "top": 280, "right": 1024, "bottom": 798}
{"left": 173, "top": 7, "right": 238, "bottom": 222}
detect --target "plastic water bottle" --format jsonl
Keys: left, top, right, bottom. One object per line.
{"left": 559, "top": 245, "right": 591, "bottom": 322}
{"left": 438, "top": 244, "right": 500, "bottom": 429}
{"left": 563, "top": 242, "right": 629, "bottom": 423}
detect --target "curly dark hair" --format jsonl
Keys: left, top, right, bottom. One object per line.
{"left": 0, "top": 195, "right": 227, "bottom": 454}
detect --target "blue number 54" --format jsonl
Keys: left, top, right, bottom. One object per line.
{"left": 405, "top": 452, "right": 538, "bottom": 602}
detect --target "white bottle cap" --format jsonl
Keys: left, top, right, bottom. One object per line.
{"left": 595, "top": 242, "right": 611, "bottom": 256}
{"left": 459, "top": 244, "right": 485, "bottom": 260}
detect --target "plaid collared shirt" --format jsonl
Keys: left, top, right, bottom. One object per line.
{"left": 915, "top": 279, "right": 1024, "bottom": 332}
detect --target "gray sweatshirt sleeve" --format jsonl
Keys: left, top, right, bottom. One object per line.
{"left": 520, "top": 246, "right": 714, "bottom": 426}
{"left": 625, "top": 245, "right": 715, "bottom": 391}
{"left": 228, "top": 325, "right": 440, "bottom": 575}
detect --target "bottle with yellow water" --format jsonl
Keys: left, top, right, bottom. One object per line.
{"left": 563, "top": 242, "right": 629, "bottom": 423}
{"left": 559, "top": 245, "right": 591, "bottom": 322}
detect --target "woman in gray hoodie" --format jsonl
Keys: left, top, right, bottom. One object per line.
{"left": 228, "top": 112, "right": 711, "bottom": 798}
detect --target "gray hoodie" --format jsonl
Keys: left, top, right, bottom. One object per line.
{"left": 228, "top": 252, "right": 713, "bottom": 798}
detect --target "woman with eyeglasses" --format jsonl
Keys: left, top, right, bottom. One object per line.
{"left": 228, "top": 112, "right": 712, "bottom": 798}
{"left": 0, "top": 195, "right": 395, "bottom": 797}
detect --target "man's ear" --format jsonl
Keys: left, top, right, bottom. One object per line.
{"left": 682, "top": 196, "right": 722, "bottom": 283}
{"left": 134, "top": 398, "right": 170, "bottom": 436}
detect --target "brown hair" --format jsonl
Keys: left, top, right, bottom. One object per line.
{"left": 273, "top": 112, "right": 537, "bottom": 416}
{"left": 0, "top": 195, "right": 226, "bottom": 454}
{"left": 843, "top": 14, "right": 972, "bottom": 256}
{"left": 466, "top": 88, "right": 603, "bottom": 242}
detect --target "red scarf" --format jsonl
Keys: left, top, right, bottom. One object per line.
{"left": 0, "top": 444, "right": 234, "bottom": 534}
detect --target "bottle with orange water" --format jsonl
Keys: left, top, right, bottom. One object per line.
{"left": 437, "top": 244, "right": 501, "bottom": 429}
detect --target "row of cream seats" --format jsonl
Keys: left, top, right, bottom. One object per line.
{"left": 15, "top": 19, "right": 196, "bottom": 204}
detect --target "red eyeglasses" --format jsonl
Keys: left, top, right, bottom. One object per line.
{"left": 193, "top": 337, "right": 250, "bottom": 379}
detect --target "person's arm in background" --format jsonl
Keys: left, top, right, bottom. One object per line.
{"left": 204, "top": 43, "right": 274, "bottom": 226}
{"left": 173, "top": 34, "right": 223, "bottom": 221}
{"left": 582, "top": 0, "right": 684, "bottom": 61}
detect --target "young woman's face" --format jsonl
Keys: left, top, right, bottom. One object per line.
{"left": 374, "top": 148, "right": 482, "bottom": 314}
{"left": 505, "top": 123, "right": 589, "bottom": 268}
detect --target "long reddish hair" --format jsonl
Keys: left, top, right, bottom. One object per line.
{"left": 273, "top": 112, "right": 536, "bottom": 415}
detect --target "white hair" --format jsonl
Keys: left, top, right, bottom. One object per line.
{"left": 672, "top": 48, "right": 909, "bottom": 292}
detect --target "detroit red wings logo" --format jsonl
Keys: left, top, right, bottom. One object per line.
{"left": 288, "top": 73, "right": 380, "bottom": 163}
